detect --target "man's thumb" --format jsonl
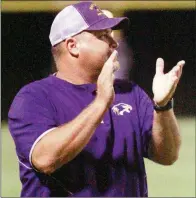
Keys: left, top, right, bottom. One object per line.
{"left": 156, "top": 58, "right": 164, "bottom": 75}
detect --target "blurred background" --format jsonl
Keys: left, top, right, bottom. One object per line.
{"left": 1, "top": 1, "right": 195, "bottom": 197}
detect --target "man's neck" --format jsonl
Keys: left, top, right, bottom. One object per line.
{"left": 55, "top": 69, "right": 99, "bottom": 85}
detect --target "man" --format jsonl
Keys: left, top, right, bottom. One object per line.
{"left": 8, "top": 2, "right": 185, "bottom": 197}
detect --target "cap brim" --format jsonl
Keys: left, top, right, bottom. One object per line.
{"left": 87, "top": 17, "right": 129, "bottom": 31}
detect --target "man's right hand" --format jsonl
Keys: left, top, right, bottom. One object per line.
{"left": 96, "top": 50, "right": 119, "bottom": 107}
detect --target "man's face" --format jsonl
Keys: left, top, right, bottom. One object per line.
{"left": 77, "top": 29, "right": 118, "bottom": 73}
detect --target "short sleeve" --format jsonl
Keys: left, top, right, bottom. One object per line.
{"left": 8, "top": 85, "right": 57, "bottom": 169}
{"left": 137, "top": 86, "right": 154, "bottom": 158}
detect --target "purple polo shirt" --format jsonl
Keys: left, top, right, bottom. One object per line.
{"left": 8, "top": 75, "right": 154, "bottom": 197}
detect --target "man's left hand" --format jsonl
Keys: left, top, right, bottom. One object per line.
{"left": 152, "top": 58, "right": 185, "bottom": 106}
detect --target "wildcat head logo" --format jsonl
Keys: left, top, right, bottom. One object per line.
{"left": 112, "top": 103, "right": 132, "bottom": 116}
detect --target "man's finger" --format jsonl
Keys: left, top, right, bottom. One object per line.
{"left": 175, "top": 65, "right": 182, "bottom": 79}
{"left": 170, "top": 60, "right": 185, "bottom": 79}
{"left": 156, "top": 58, "right": 164, "bottom": 75}
{"left": 102, "top": 50, "right": 118, "bottom": 74}
{"left": 107, "top": 50, "right": 118, "bottom": 63}
{"left": 113, "top": 61, "right": 120, "bottom": 72}
{"left": 177, "top": 64, "right": 183, "bottom": 79}
{"left": 177, "top": 60, "right": 185, "bottom": 67}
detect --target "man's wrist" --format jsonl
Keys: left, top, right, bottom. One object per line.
{"left": 154, "top": 98, "right": 174, "bottom": 112}
{"left": 94, "top": 97, "right": 110, "bottom": 110}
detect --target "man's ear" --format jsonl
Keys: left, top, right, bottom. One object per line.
{"left": 65, "top": 38, "right": 79, "bottom": 57}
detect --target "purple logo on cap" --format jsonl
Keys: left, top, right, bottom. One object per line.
{"left": 89, "top": 3, "right": 104, "bottom": 16}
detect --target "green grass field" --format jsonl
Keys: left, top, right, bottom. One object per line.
{"left": 1, "top": 117, "right": 195, "bottom": 197}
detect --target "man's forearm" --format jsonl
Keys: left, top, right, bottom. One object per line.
{"left": 150, "top": 109, "right": 181, "bottom": 165}
{"left": 32, "top": 98, "right": 108, "bottom": 174}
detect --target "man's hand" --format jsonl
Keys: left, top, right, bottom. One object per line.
{"left": 153, "top": 58, "right": 185, "bottom": 106}
{"left": 96, "top": 50, "right": 119, "bottom": 107}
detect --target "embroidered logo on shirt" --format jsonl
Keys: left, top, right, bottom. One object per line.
{"left": 112, "top": 103, "right": 132, "bottom": 116}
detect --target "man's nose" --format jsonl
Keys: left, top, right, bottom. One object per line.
{"left": 110, "top": 39, "right": 119, "bottom": 49}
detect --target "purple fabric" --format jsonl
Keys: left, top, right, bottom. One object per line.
{"left": 73, "top": 2, "right": 107, "bottom": 24}
{"left": 73, "top": 2, "right": 128, "bottom": 30}
{"left": 8, "top": 75, "right": 153, "bottom": 197}
{"left": 87, "top": 17, "right": 128, "bottom": 31}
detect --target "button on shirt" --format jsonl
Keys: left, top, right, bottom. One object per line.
{"left": 8, "top": 75, "right": 154, "bottom": 197}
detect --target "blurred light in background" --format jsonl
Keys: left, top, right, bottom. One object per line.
{"left": 2, "top": 1, "right": 195, "bottom": 12}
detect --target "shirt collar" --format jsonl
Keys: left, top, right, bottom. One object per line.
{"left": 49, "top": 74, "right": 97, "bottom": 93}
